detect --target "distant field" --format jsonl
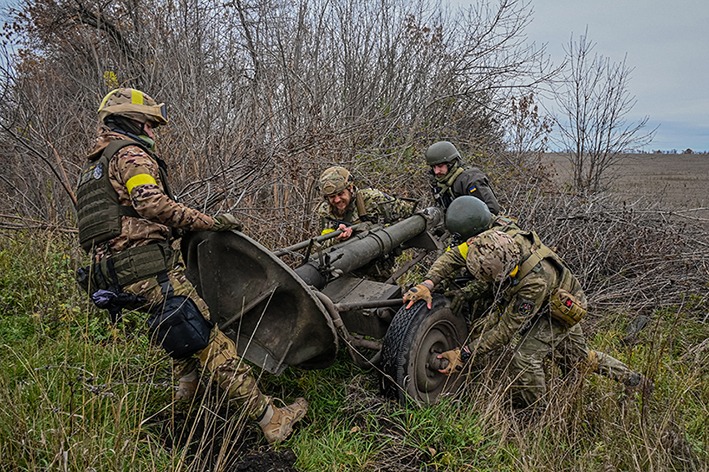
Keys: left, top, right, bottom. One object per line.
{"left": 542, "top": 153, "right": 709, "bottom": 226}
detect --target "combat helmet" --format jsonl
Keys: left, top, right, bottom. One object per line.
{"left": 465, "top": 229, "right": 521, "bottom": 282}
{"left": 445, "top": 195, "right": 492, "bottom": 240}
{"left": 319, "top": 166, "right": 353, "bottom": 197}
{"left": 425, "top": 141, "right": 462, "bottom": 166}
{"left": 98, "top": 88, "right": 168, "bottom": 126}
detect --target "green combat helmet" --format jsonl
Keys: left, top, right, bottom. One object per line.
{"left": 98, "top": 88, "right": 168, "bottom": 126}
{"left": 319, "top": 166, "right": 353, "bottom": 197}
{"left": 424, "top": 140, "right": 462, "bottom": 166}
{"left": 445, "top": 195, "right": 492, "bottom": 240}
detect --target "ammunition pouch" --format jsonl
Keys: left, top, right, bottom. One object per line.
{"left": 146, "top": 273, "right": 213, "bottom": 359}
{"left": 80, "top": 242, "right": 177, "bottom": 291}
{"left": 549, "top": 287, "right": 587, "bottom": 327}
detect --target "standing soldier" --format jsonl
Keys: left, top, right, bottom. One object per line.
{"left": 403, "top": 196, "right": 652, "bottom": 408}
{"left": 316, "top": 166, "right": 416, "bottom": 245}
{"left": 424, "top": 140, "right": 501, "bottom": 215}
{"left": 75, "top": 88, "right": 307, "bottom": 443}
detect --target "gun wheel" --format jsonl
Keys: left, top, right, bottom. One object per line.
{"left": 380, "top": 294, "right": 467, "bottom": 405}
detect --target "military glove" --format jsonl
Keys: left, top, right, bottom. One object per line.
{"left": 436, "top": 346, "right": 471, "bottom": 376}
{"left": 403, "top": 283, "right": 432, "bottom": 309}
{"left": 213, "top": 213, "right": 243, "bottom": 232}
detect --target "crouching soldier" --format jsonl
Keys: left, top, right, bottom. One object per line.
{"left": 403, "top": 196, "right": 652, "bottom": 408}
{"left": 75, "top": 88, "right": 307, "bottom": 443}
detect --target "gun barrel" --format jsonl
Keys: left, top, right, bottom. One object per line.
{"left": 294, "top": 207, "right": 442, "bottom": 288}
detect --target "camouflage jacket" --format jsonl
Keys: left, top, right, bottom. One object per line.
{"left": 425, "top": 217, "right": 580, "bottom": 352}
{"left": 430, "top": 165, "right": 500, "bottom": 214}
{"left": 468, "top": 258, "right": 559, "bottom": 353}
{"left": 85, "top": 129, "right": 215, "bottom": 257}
{"left": 425, "top": 215, "right": 522, "bottom": 285}
{"left": 316, "top": 187, "right": 416, "bottom": 235}
{"left": 464, "top": 234, "right": 585, "bottom": 355}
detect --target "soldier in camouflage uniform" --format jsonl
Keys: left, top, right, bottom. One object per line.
{"left": 403, "top": 197, "right": 652, "bottom": 408}
{"left": 75, "top": 88, "right": 307, "bottom": 443}
{"left": 316, "top": 166, "right": 416, "bottom": 246}
{"left": 315, "top": 166, "right": 417, "bottom": 280}
{"left": 424, "top": 141, "right": 500, "bottom": 215}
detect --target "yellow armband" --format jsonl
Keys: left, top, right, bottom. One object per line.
{"left": 457, "top": 242, "right": 469, "bottom": 259}
{"left": 126, "top": 173, "right": 157, "bottom": 194}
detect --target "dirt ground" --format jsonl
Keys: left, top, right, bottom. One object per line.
{"left": 543, "top": 153, "right": 709, "bottom": 225}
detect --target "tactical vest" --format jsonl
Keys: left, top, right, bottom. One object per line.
{"left": 499, "top": 225, "right": 587, "bottom": 326}
{"left": 76, "top": 139, "right": 173, "bottom": 253}
{"left": 75, "top": 140, "right": 178, "bottom": 290}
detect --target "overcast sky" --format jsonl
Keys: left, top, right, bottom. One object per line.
{"left": 2, "top": 0, "right": 707, "bottom": 152}
{"left": 519, "top": 0, "right": 709, "bottom": 152}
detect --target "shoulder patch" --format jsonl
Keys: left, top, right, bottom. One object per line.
{"left": 516, "top": 298, "right": 535, "bottom": 317}
{"left": 93, "top": 163, "right": 104, "bottom": 179}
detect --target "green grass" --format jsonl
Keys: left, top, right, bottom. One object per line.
{"left": 0, "top": 230, "right": 707, "bottom": 471}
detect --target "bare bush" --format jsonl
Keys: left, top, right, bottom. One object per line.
{"left": 504, "top": 176, "right": 708, "bottom": 317}
{"left": 0, "top": 0, "right": 550, "bottom": 246}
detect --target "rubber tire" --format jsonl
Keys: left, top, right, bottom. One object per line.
{"left": 380, "top": 294, "right": 467, "bottom": 405}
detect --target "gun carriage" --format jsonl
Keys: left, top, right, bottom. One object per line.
{"left": 182, "top": 207, "right": 467, "bottom": 404}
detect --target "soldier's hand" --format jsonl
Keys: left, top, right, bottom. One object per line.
{"left": 403, "top": 283, "right": 432, "bottom": 309}
{"left": 213, "top": 213, "right": 243, "bottom": 232}
{"left": 336, "top": 223, "right": 353, "bottom": 240}
{"left": 436, "top": 348, "right": 464, "bottom": 376}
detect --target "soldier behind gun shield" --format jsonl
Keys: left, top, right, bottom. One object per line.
{"left": 74, "top": 88, "right": 306, "bottom": 443}
{"left": 424, "top": 141, "right": 501, "bottom": 215}
{"left": 315, "top": 165, "right": 416, "bottom": 246}
{"left": 403, "top": 196, "right": 653, "bottom": 408}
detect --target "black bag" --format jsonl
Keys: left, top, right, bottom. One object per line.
{"left": 147, "top": 295, "right": 214, "bottom": 359}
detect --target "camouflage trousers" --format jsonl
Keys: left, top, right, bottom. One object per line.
{"left": 508, "top": 316, "right": 637, "bottom": 407}
{"left": 124, "top": 263, "right": 269, "bottom": 419}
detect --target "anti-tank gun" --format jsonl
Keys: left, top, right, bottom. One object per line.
{"left": 181, "top": 206, "right": 469, "bottom": 404}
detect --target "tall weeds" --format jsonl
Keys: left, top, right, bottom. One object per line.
{"left": 0, "top": 170, "right": 707, "bottom": 471}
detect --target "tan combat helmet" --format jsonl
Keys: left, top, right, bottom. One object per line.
{"left": 98, "top": 88, "right": 168, "bottom": 126}
{"left": 466, "top": 229, "right": 521, "bottom": 283}
{"left": 318, "top": 166, "right": 353, "bottom": 197}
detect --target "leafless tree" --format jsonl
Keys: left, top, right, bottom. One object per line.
{"left": 0, "top": 0, "right": 552, "bottom": 246}
{"left": 552, "top": 30, "right": 655, "bottom": 195}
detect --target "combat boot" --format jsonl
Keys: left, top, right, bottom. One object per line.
{"left": 258, "top": 397, "right": 308, "bottom": 444}
{"left": 175, "top": 369, "right": 200, "bottom": 401}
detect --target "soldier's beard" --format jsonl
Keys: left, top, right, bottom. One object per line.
{"left": 331, "top": 204, "right": 347, "bottom": 218}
